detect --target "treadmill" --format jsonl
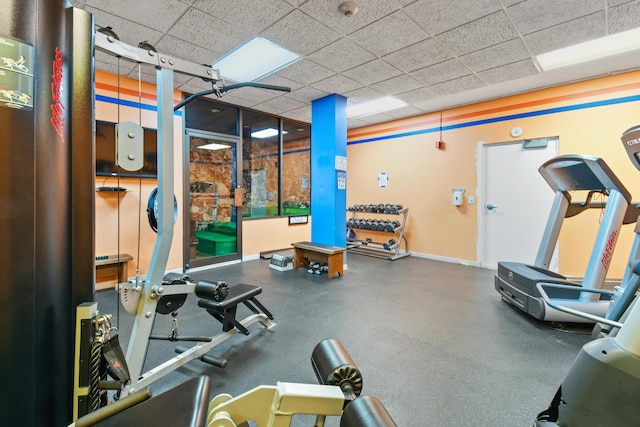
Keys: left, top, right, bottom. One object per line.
{"left": 495, "top": 154, "right": 632, "bottom": 322}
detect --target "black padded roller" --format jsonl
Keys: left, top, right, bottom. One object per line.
{"left": 340, "top": 395, "right": 397, "bottom": 427}
{"left": 311, "top": 339, "right": 363, "bottom": 399}
{"left": 195, "top": 280, "right": 230, "bottom": 302}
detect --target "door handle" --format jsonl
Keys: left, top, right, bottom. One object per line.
{"left": 486, "top": 204, "right": 498, "bottom": 211}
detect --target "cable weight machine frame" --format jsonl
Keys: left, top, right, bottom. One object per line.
{"left": 93, "top": 30, "right": 284, "bottom": 397}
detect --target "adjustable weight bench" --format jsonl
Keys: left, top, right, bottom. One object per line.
{"left": 197, "top": 283, "right": 274, "bottom": 336}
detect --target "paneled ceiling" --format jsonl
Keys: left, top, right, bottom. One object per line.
{"left": 70, "top": 0, "right": 640, "bottom": 129}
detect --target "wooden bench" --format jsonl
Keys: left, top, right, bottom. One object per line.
{"left": 95, "top": 253, "right": 133, "bottom": 289}
{"left": 291, "top": 241, "right": 345, "bottom": 279}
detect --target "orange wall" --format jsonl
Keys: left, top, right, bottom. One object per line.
{"left": 348, "top": 71, "right": 640, "bottom": 279}
{"left": 94, "top": 71, "right": 310, "bottom": 288}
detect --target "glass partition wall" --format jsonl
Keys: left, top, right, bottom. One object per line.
{"left": 183, "top": 96, "right": 310, "bottom": 269}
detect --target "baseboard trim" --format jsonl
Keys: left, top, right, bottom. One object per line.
{"left": 410, "top": 251, "right": 481, "bottom": 267}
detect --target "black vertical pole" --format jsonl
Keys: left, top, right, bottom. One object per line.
{"left": 0, "top": 1, "right": 94, "bottom": 426}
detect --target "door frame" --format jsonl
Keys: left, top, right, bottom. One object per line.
{"left": 478, "top": 138, "right": 559, "bottom": 269}
{"left": 183, "top": 128, "right": 243, "bottom": 270}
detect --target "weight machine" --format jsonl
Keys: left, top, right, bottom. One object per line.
{"left": 71, "top": 339, "right": 396, "bottom": 427}
{"left": 72, "top": 27, "right": 290, "bottom": 414}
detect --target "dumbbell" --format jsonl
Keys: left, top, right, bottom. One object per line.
{"left": 358, "top": 219, "right": 367, "bottom": 229}
{"left": 375, "top": 220, "right": 385, "bottom": 231}
{"left": 383, "top": 221, "right": 394, "bottom": 232}
{"left": 347, "top": 218, "right": 355, "bottom": 228}
{"left": 383, "top": 239, "right": 396, "bottom": 250}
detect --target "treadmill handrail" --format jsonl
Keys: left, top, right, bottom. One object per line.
{"left": 535, "top": 282, "right": 622, "bottom": 328}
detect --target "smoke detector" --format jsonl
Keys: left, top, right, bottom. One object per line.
{"left": 338, "top": 2, "right": 359, "bottom": 17}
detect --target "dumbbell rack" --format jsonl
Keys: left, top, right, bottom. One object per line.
{"left": 346, "top": 204, "right": 410, "bottom": 260}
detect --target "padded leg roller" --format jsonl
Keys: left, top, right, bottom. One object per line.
{"left": 195, "top": 280, "right": 229, "bottom": 302}
{"left": 311, "top": 339, "right": 363, "bottom": 401}
{"left": 340, "top": 395, "right": 397, "bottom": 427}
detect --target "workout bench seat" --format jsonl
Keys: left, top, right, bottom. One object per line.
{"left": 197, "top": 283, "right": 274, "bottom": 335}
{"left": 291, "top": 241, "right": 345, "bottom": 279}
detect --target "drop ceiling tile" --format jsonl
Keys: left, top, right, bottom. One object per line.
{"left": 523, "top": 12, "right": 604, "bottom": 55}
{"left": 285, "top": 86, "right": 331, "bottom": 103}
{"left": 506, "top": 0, "right": 603, "bottom": 35}
{"left": 384, "top": 105, "right": 427, "bottom": 119}
{"left": 311, "top": 74, "right": 363, "bottom": 94}
{"left": 609, "top": 0, "right": 640, "bottom": 33}
{"left": 261, "top": 9, "right": 341, "bottom": 56}
{"left": 350, "top": 10, "right": 429, "bottom": 56}
{"left": 308, "top": 38, "right": 376, "bottom": 73}
{"left": 282, "top": 106, "right": 312, "bottom": 122}
{"left": 276, "top": 59, "right": 335, "bottom": 85}
{"left": 259, "top": 74, "right": 305, "bottom": 92}
{"left": 411, "top": 59, "right": 472, "bottom": 85}
{"left": 435, "top": 11, "right": 517, "bottom": 56}
{"left": 477, "top": 59, "right": 538, "bottom": 85}
{"left": 87, "top": 6, "right": 164, "bottom": 47}
{"left": 155, "top": 35, "right": 220, "bottom": 65}
{"left": 608, "top": 0, "right": 635, "bottom": 6}
{"left": 255, "top": 95, "right": 306, "bottom": 113}
{"left": 351, "top": 112, "right": 394, "bottom": 124}
{"left": 404, "top": 0, "right": 502, "bottom": 35}
{"left": 395, "top": 86, "right": 440, "bottom": 104}
{"left": 191, "top": 0, "right": 293, "bottom": 33}
{"left": 346, "top": 117, "right": 371, "bottom": 128}
{"left": 370, "top": 74, "right": 425, "bottom": 95}
{"left": 69, "top": 0, "right": 87, "bottom": 6}
{"left": 459, "top": 38, "right": 530, "bottom": 72}
{"left": 383, "top": 38, "right": 453, "bottom": 73}
{"left": 431, "top": 74, "right": 485, "bottom": 96}
{"left": 343, "top": 87, "right": 386, "bottom": 104}
{"left": 227, "top": 87, "right": 281, "bottom": 104}
{"left": 342, "top": 59, "right": 404, "bottom": 86}
{"left": 85, "top": 0, "right": 191, "bottom": 32}
{"left": 300, "top": 0, "right": 401, "bottom": 35}
{"left": 168, "top": 8, "right": 251, "bottom": 54}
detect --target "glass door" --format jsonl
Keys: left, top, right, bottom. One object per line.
{"left": 185, "top": 130, "right": 242, "bottom": 269}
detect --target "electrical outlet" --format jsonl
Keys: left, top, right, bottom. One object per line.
{"left": 468, "top": 195, "right": 475, "bottom": 204}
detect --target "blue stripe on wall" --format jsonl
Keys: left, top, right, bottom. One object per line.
{"left": 96, "top": 94, "right": 183, "bottom": 116}
{"left": 348, "top": 94, "right": 640, "bottom": 146}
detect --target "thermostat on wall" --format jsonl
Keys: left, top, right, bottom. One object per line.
{"left": 511, "top": 127, "right": 523, "bottom": 138}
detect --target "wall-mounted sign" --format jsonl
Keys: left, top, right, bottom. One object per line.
{"left": 378, "top": 171, "right": 388, "bottom": 188}
{"left": 337, "top": 171, "right": 346, "bottom": 190}
{"left": 288, "top": 215, "right": 308, "bottom": 225}
{"left": 0, "top": 35, "right": 35, "bottom": 111}
{"left": 335, "top": 155, "right": 347, "bottom": 171}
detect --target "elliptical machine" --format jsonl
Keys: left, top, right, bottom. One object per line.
{"left": 535, "top": 125, "right": 640, "bottom": 426}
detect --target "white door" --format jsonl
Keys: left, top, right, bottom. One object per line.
{"left": 481, "top": 138, "right": 559, "bottom": 269}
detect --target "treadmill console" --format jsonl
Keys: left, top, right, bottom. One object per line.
{"left": 622, "top": 124, "right": 640, "bottom": 172}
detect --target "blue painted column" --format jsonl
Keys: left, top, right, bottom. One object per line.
{"left": 311, "top": 94, "right": 347, "bottom": 247}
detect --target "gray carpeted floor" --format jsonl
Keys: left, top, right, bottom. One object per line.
{"left": 96, "top": 254, "right": 592, "bottom": 426}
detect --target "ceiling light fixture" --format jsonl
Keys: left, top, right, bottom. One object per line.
{"left": 536, "top": 27, "right": 640, "bottom": 71}
{"left": 212, "top": 37, "right": 300, "bottom": 82}
{"left": 347, "top": 96, "right": 407, "bottom": 118}
{"left": 251, "top": 128, "right": 287, "bottom": 139}
{"left": 198, "top": 142, "right": 229, "bottom": 151}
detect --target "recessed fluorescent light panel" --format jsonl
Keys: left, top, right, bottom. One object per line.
{"left": 536, "top": 27, "right": 640, "bottom": 71}
{"left": 198, "top": 142, "right": 229, "bottom": 151}
{"left": 251, "top": 128, "right": 288, "bottom": 139}
{"left": 212, "top": 37, "right": 300, "bottom": 82}
{"left": 347, "top": 97, "right": 407, "bottom": 118}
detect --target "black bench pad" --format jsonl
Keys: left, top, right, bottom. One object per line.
{"left": 198, "top": 283, "right": 274, "bottom": 335}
